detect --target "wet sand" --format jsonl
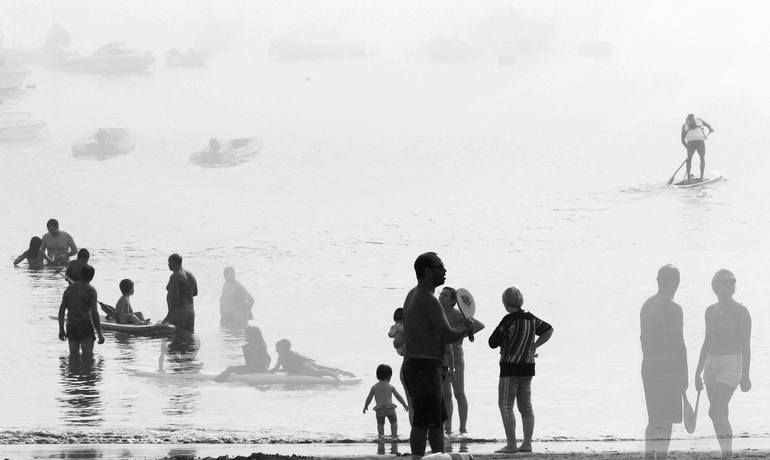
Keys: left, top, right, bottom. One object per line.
{"left": 2, "top": 439, "right": 770, "bottom": 460}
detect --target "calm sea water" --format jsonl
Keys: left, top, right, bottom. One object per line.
{"left": 2, "top": 6, "right": 770, "bottom": 445}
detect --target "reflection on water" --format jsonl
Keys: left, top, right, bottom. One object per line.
{"left": 159, "top": 331, "right": 202, "bottom": 417}
{"left": 375, "top": 439, "right": 401, "bottom": 456}
{"left": 47, "top": 447, "right": 103, "bottom": 459}
{"left": 57, "top": 356, "right": 104, "bottom": 426}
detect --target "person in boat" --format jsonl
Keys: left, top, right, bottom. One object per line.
{"left": 13, "top": 236, "right": 45, "bottom": 269}
{"left": 220, "top": 267, "right": 255, "bottom": 327}
{"left": 115, "top": 279, "right": 149, "bottom": 324}
{"left": 162, "top": 253, "right": 198, "bottom": 332}
{"left": 640, "top": 264, "right": 688, "bottom": 459}
{"left": 40, "top": 218, "right": 78, "bottom": 266}
{"left": 65, "top": 248, "right": 90, "bottom": 283}
{"left": 207, "top": 138, "right": 221, "bottom": 155}
{"left": 681, "top": 113, "right": 714, "bottom": 183}
{"left": 58, "top": 264, "right": 105, "bottom": 359}
{"left": 268, "top": 338, "right": 351, "bottom": 379}
{"left": 694, "top": 269, "right": 751, "bottom": 460}
{"left": 215, "top": 322, "right": 271, "bottom": 381}
{"left": 95, "top": 127, "right": 110, "bottom": 145}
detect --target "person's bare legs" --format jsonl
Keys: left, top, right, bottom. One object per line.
{"left": 517, "top": 377, "right": 534, "bottom": 452}
{"left": 644, "top": 422, "right": 673, "bottom": 459}
{"left": 698, "top": 151, "right": 706, "bottom": 181}
{"left": 496, "top": 376, "right": 519, "bottom": 453}
{"left": 685, "top": 150, "right": 694, "bottom": 183}
{"left": 410, "top": 425, "right": 428, "bottom": 458}
{"left": 427, "top": 426, "right": 444, "bottom": 453}
{"left": 452, "top": 363, "right": 469, "bottom": 433}
{"left": 68, "top": 339, "right": 81, "bottom": 358}
{"left": 376, "top": 414, "right": 385, "bottom": 439}
{"left": 443, "top": 370, "right": 454, "bottom": 435}
{"left": 80, "top": 338, "right": 95, "bottom": 359}
{"left": 707, "top": 382, "right": 736, "bottom": 459}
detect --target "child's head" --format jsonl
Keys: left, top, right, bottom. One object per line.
{"left": 77, "top": 248, "right": 90, "bottom": 262}
{"left": 245, "top": 322, "right": 265, "bottom": 344}
{"left": 276, "top": 338, "right": 292, "bottom": 353}
{"left": 119, "top": 278, "right": 134, "bottom": 295}
{"left": 502, "top": 286, "right": 523, "bottom": 313}
{"left": 80, "top": 264, "right": 95, "bottom": 283}
{"left": 223, "top": 266, "right": 236, "bottom": 282}
{"left": 376, "top": 364, "right": 393, "bottom": 381}
{"left": 392, "top": 307, "right": 403, "bottom": 322}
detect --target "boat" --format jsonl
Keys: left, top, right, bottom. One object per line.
{"left": 58, "top": 42, "right": 154, "bottom": 73}
{"left": 164, "top": 48, "right": 208, "bottom": 66}
{"left": 189, "top": 137, "right": 262, "bottom": 167}
{"left": 674, "top": 173, "right": 725, "bottom": 188}
{"left": 0, "top": 57, "right": 31, "bottom": 90}
{"left": 0, "top": 111, "right": 47, "bottom": 141}
{"left": 72, "top": 127, "right": 135, "bottom": 159}
{"left": 268, "top": 39, "right": 366, "bottom": 61}
{"left": 133, "top": 369, "right": 362, "bottom": 386}
{"left": 49, "top": 314, "right": 175, "bottom": 336}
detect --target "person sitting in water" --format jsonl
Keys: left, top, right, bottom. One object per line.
{"left": 268, "top": 338, "right": 352, "bottom": 380}
{"left": 215, "top": 322, "right": 272, "bottom": 381}
{"left": 220, "top": 267, "right": 255, "bottom": 327}
{"left": 13, "top": 236, "right": 45, "bottom": 269}
{"left": 40, "top": 218, "right": 78, "bottom": 266}
{"left": 65, "top": 248, "right": 90, "bottom": 284}
{"left": 115, "top": 279, "right": 149, "bottom": 324}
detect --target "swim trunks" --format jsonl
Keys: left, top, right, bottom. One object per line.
{"left": 403, "top": 358, "right": 445, "bottom": 427}
{"left": 66, "top": 319, "right": 95, "bottom": 342}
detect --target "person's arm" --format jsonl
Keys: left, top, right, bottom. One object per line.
{"left": 267, "top": 354, "right": 284, "bottom": 373}
{"left": 694, "top": 310, "right": 712, "bottom": 392}
{"left": 488, "top": 317, "right": 507, "bottom": 349}
{"left": 90, "top": 288, "right": 104, "bottom": 344}
{"left": 13, "top": 252, "right": 26, "bottom": 266}
{"left": 363, "top": 386, "right": 375, "bottom": 413}
{"left": 163, "top": 276, "right": 179, "bottom": 323}
{"left": 392, "top": 387, "right": 408, "bottom": 410}
{"left": 241, "top": 284, "right": 254, "bottom": 309}
{"left": 675, "top": 304, "right": 688, "bottom": 393}
{"left": 40, "top": 237, "right": 53, "bottom": 264}
{"left": 58, "top": 291, "right": 67, "bottom": 341}
{"left": 429, "top": 299, "right": 469, "bottom": 344}
{"left": 701, "top": 120, "right": 714, "bottom": 134}
{"left": 534, "top": 328, "right": 553, "bottom": 349}
{"left": 681, "top": 125, "right": 688, "bottom": 147}
{"left": 740, "top": 307, "right": 751, "bottom": 392}
{"left": 191, "top": 273, "right": 198, "bottom": 297}
{"left": 65, "top": 233, "right": 77, "bottom": 258}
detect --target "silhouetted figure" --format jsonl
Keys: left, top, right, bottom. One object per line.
{"left": 640, "top": 264, "right": 687, "bottom": 459}
{"left": 439, "top": 286, "right": 485, "bottom": 437}
{"left": 13, "top": 236, "right": 44, "bottom": 269}
{"left": 267, "top": 338, "right": 352, "bottom": 379}
{"left": 489, "top": 286, "right": 553, "bottom": 454}
{"left": 694, "top": 269, "right": 752, "bottom": 459}
{"left": 115, "top": 279, "right": 148, "bottom": 324}
{"left": 363, "top": 364, "right": 409, "bottom": 439}
{"left": 40, "top": 218, "right": 78, "bottom": 266}
{"left": 65, "top": 248, "right": 90, "bottom": 283}
{"left": 58, "top": 265, "right": 105, "bottom": 359}
{"left": 402, "top": 252, "right": 473, "bottom": 458}
{"left": 215, "top": 322, "right": 271, "bottom": 381}
{"left": 219, "top": 267, "right": 255, "bottom": 327}
{"left": 162, "top": 253, "right": 198, "bottom": 332}
{"left": 680, "top": 113, "right": 714, "bottom": 183}
{"left": 389, "top": 307, "right": 406, "bottom": 357}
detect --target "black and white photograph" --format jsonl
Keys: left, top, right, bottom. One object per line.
{"left": 0, "top": 1, "right": 767, "bottom": 459}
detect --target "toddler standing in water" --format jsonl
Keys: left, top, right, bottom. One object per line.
{"left": 363, "top": 364, "right": 409, "bottom": 439}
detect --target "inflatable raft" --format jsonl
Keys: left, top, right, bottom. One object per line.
{"left": 133, "top": 369, "right": 361, "bottom": 386}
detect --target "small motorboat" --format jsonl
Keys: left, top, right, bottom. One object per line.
{"left": 164, "top": 48, "right": 209, "bottom": 66}
{"left": 0, "top": 112, "right": 47, "bottom": 141}
{"left": 58, "top": 42, "right": 154, "bottom": 73}
{"left": 72, "top": 127, "right": 135, "bottom": 159}
{"left": 190, "top": 137, "right": 263, "bottom": 167}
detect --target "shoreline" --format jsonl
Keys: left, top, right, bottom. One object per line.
{"left": 2, "top": 438, "right": 770, "bottom": 460}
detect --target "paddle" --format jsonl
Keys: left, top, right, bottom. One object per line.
{"left": 455, "top": 288, "right": 476, "bottom": 342}
{"left": 667, "top": 159, "right": 687, "bottom": 185}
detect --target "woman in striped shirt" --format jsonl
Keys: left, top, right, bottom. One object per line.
{"left": 489, "top": 286, "right": 553, "bottom": 454}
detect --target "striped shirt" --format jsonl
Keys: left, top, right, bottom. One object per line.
{"left": 489, "top": 311, "right": 552, "bottom": 377}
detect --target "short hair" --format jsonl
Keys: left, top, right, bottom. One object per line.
{"left": 80, "top": 264, "right": 95, "bottom": 282}
{"left": 656, "top": 264, "right": 680, "bottom": 291}
{"left": 224, "top": 267, "right": 235, "bottom": 275}
{"left": 276, "top": 338, "right": 291, "bottom": 350}
{"left": 119, "top": 279, "right": 134, "bottom": 294}
{"left": 502, "top": 286, "right": 523, "bottom": 309}
{"left": 376, "top": 364, "right": 393, "bottom": 380}
{"left": 711, "top": 269, "right": 735, "bottom": 289}
{"left": 77, "top": 248, "right": 90, "bottom": 261}
{"left": 413, "top": 252, "right": 439, "bottom": 279}
{"left": 168, "top": 253, "right": 183, "bottom": 265}
{"left": 393, "top": 307, "right": 403, "bottom": 322}
{"left": 47, "top": 218, "right": 59, "bottom": 229}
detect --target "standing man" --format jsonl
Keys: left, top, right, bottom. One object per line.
{"left": 640, "top": 264, "right": 688, "bottom": 459}
{"left": 40, "top": 218, "right": 78, "bottom": 266}
{"left": 219, "top": 267, "right": 255, "bottom": 327}
{"left": 58, "top": 264, "right": 105, "bottom": 359}
{"left": 402, "top": 252, "right": 473, "bottom": 458}
{"left": 681, "top": 113, "right": 714, "bottom": 183}
{"left": 163, "top": 253, "right": 198, "bottom": 332}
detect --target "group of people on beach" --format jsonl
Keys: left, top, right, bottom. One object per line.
{"left": 641, "top": 265, "right": 751, "bottom": 460}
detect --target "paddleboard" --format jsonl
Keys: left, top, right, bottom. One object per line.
{"left": 674, "top": 174, "right": 724, "bottom": 188}
{"left": 49, "top": 314, "right": 176, "bottom": 336}
{"left": 133, "top": 369, "right": 362, "bottom": 386}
